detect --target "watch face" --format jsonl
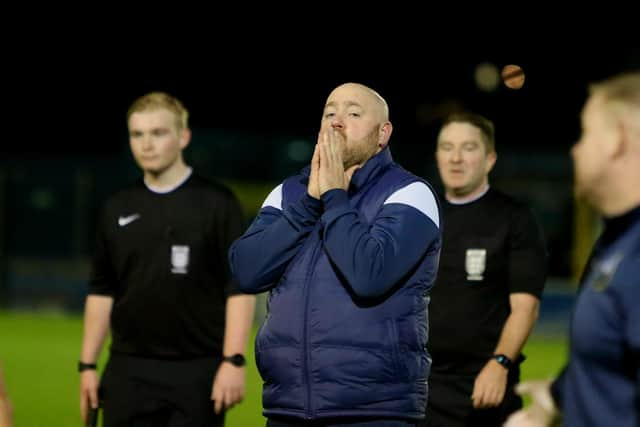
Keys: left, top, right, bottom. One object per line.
{"left": 225, "top": 354, "right": 246, "bottom": 367}
{"left": 494, "top": 354, "right": 511, "bottom": 368}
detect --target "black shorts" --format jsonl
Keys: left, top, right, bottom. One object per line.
{"left": 100, "top": 353, "right": 225, "bottom": 427}
{"left": 421, "top": 368, "right": 522, "bottom": 427}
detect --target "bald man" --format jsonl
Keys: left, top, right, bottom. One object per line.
{"left": 230, "top": 83, "right": 442, "bottom": 426}
{"left": 505, "top": 72, "right": 640, "bottom": 427}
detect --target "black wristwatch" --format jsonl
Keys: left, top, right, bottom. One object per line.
{"left": 78, "top": 361, "right": 97, "bottom": 372}
{"left": 222, "top": 354, "right": 246, "bottom": 367}
{"left": 492, "top": 354, "right": 513, "bottom": 370}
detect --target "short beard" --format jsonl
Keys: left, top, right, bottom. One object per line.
{"left": 342, "top": 125, "right": 381, "bottom": 170}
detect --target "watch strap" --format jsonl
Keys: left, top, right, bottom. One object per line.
{"left": 78, "top": 361, "right": 97, "bottom": 372}
{"left": 222, "top": 354, "right": 246, "bottom": 367}
{"left": 493, "top": 354, "right": 513, "bottom": 369}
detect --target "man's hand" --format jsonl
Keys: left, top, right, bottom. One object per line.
{"left": 0, "top": 366, "right": 13, "bottom": 427}
{"left": 0, "top": 397, "right": 12, "bottom": 427}
{"left": 308, "top": 141, "right": 321, "bottom": 200}
{"left": 471, "top": 359, "right": 508, "bottom": 408}
{"left": 211, "top": 362, "right": 245, "bottom": 414}
{"left": 503, "top": 380, "right": 560, "bottom": 427}
{"left": 79, "top": 370, "right": 100, "bottom": 425}
{"left": 318, "top": 129, "right": 358, "bottom": 195}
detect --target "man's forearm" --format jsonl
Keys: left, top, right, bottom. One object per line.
{"left": 80, "top": 295, "right": 113, "bottom": 363}
{"left": 230, "top": 195, "right": 322, "bottom": 293}
{"left": 493, "top": 293, "right": 540, "bottom": 360}
{"left": 222, "top": 294, "right": 256, "bottom": 356}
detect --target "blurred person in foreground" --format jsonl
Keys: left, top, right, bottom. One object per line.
{"left": 505, "top": 72, "right": 640, "bottom": 426}
{"left": 230, "top": 82, "right": 442, "bottom": 426}
{"left": 79, "top": 91, "right": 256, "bottom": 427}
{"left": 421, "top": 112, "right": 547, "bottom": 427}
{"left": 0, "top": 363, "right": 13, "bottom": 427}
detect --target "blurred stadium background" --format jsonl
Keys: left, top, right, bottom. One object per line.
{"left": 1, "top": 45, "right": 638, "bottom": 425}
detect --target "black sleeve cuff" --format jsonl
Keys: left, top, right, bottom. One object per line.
{"left": 300, "top": 193, "right": 323, "bottom": 218}
{"left": 550, "top": 366, "right": 566, "bottom": 408}
{"left": 320, "top": 189, "right": 349, "bottom": 211}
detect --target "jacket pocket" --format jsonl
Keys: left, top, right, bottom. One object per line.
{"left": 386, "top": 318, "right": 407, "bottom": 380}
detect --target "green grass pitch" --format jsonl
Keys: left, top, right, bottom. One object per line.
{"left": 0, "top": 311, "right": 567, "bottom": 427}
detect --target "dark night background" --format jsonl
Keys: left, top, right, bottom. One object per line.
{"left": 1, "top": 41, "right": 639, "bottom": 296}
{"left": 0, "top": 35, "right": 638, "bottom": 426}
{"left": 6, "top": 43, "right": 638, "bottom": 157}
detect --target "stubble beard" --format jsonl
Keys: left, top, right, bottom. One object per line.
{"left": 342, "top": 126, "right": 380, "bottom": 170}
{"left": 573, "top": 164, "right": 607, "bottom": 211}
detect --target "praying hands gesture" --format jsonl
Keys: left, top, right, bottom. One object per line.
{"left": 308, "top": 128, "right": 359, "bottom": 199}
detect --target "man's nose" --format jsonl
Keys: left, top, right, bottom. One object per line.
{"left": 331, "top": 117, "right": 344, "bottom": 129}
{"left": 141, "top": 136, "right": 153, "bottom": 151}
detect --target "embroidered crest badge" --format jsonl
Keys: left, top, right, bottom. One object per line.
{"left": 465, "top": 248, "right": 486, "bottom": 281}
{"left": 590, "top": 252, "right": 624, "bottom": 292}
{"left": 171, "top": 245, "right": 190, "bottom": 274}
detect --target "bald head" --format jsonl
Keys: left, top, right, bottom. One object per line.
{"left": 321, "top": 82, "right": 394, "bottom": 168}
{"left": 327, "top": 83, "right": 389, "bottom": 122}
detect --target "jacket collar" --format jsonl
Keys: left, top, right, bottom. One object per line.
{"left": 349, "top": 147, "right": 393, "bottom": 191}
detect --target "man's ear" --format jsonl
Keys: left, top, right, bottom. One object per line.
{"left": 485, "top": 151, "right": 497, "bottom": 174}
{"left": 179, "top": 128, "right": 192, "bottom": 150}
{"left": 611, "top": 118, "right": 634, "bottom": 159}
{"left": 378, "top": 122, "right": 393, "bottom": 149}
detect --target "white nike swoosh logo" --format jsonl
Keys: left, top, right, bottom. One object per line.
{"left": 118, "top": 214, "right": 140, "bottom": 227}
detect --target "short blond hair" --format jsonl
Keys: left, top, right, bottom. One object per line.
{"left": 127, "top": 92, "right": 189, "bottom": 130}
{"left": 590, "top": 72, "right": 640, "bottom": 122}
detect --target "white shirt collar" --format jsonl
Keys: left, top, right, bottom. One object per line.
{"left": 145, "top": 167, "right": 193, "bottom": 194}
{"left": 446, "top": 185, "right": 490, "bottom": 205}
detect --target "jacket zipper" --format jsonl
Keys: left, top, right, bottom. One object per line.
{"left": 302, "top": 230, "right": 321, "bottom": 419}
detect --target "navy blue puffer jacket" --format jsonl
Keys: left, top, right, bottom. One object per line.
{"left": 230, "top": 149, "right": 441, "bottom": 420}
